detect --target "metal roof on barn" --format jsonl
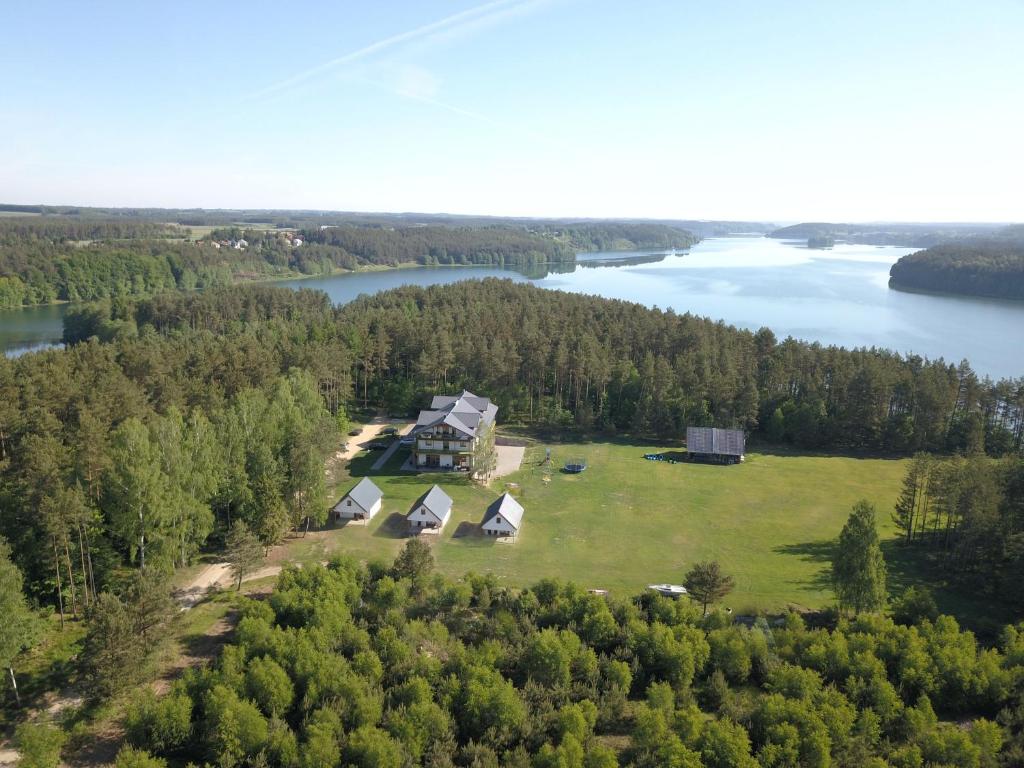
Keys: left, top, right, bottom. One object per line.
{"left": 686, "top": 426, "right": 745, "bottom": 456}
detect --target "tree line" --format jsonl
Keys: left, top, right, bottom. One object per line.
{"left": 0, "top": 203, "right": 736, "bottom": 237}
{"left": 525, "top": 222, "right": 699, "bottom": 253}
{"left": 0, "top": 217, "right": 700, "bottom": 309}
{"left": 769, "top": 222, "right": 1007, "bottom": 247}
{"left": 333, "top": 280, "right": 1024, "bottom": 456}
{"left": 195, "top": 223, "right": 582, "bottom": 275}
{"left": 892, "top": 454, "right": 1024, "bottom": 614}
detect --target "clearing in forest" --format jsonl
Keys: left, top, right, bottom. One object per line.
{"left": 313, "top": 438, "right": 908, "bottom": 613}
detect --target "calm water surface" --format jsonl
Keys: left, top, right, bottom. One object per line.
{"left": 4, "top": 237, "right": 1023, "bottom": 379}
{"left": 539, "top": 238, "right": 1024, "bottom": 380}
{"left": 0, "top": 302, "right": 67, "bottom": 358}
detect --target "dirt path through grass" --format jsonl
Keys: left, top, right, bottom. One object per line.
{"left": 177, "top": 563, "right": 283, "bottom": 608}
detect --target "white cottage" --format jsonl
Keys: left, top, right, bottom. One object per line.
{"left": 334, "top": 477, "right": 383, "bottom": 521}
{"left": 481, "top": 492, "right": 524, "bottom": 539}
{"left": 408, "top": 485, "right": 453, "bottom": 533}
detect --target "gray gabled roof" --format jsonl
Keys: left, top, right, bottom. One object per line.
{"left": 686, "top": 427, "right": 745, "bottom": 456}
{"left": 413, "top": 390, "right": 497, "bottom": 438}
{"left": 431, "top": 389, "right": 490, "bottom": 411}
{"left": 418, "top": 484, "right": 453, "bottom": 518}
{"left": 482, "top": 492, "right": 524, "bottom": 530}
{"left": 344, "top": 477, "right": 383, "bottom": 510}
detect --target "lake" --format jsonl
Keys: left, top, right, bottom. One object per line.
{"left": 3, "top": 237, "right": 1023, "bottom": 379}
{"left": 0, "top": 302, "right": 69, "bottom": 358}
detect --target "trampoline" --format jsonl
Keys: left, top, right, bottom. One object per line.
{"left": 564, "top": 457, "right": 587, "bottom": 473}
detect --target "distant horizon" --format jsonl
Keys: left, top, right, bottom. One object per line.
{"left": 0, "top": 201, "right": 1019, "bottom": 228}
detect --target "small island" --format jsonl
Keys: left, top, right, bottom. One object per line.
{"left": 807, "top": 235, "right": 835, "bottom": 248}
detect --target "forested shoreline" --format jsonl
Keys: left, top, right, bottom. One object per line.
{"left": 1, "top": 280, "right": 1022, "bottom": 609}
{"left": 888, "top": 239, "right": 1024, "bottom": 301}
{"left": 768, "top": 222, "right": 1007, "bottom": 248}
{"left": 0, "top": 217, "right": 697, "bottom": 309}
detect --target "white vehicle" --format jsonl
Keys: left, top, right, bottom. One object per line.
{"left": 647, "top": 583, "right": 688, "bottom": 598}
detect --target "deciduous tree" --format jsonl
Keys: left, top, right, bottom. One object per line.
{"left": 225, "top": 520, "right": 263, "bottom": 591}
{"left": 105, "top": 418, "right": 172, "bottom": 570}
{"left": 0, "top": 538, "right": 41, "bottom": 706}
{"left": 833, "top": 500, "right": 888, "bottom": 614}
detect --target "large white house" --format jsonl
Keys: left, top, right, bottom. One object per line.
{"left": 333, "top": 477, "right": 383, "bottom": 521}
{"left": 411, "top": 390, "right": 497, "bottom": 473}
{"left": 481, "top": 492, "right": 524, "bottom": 539}
{"left": 407, "top": 485, "right": 453, "bottom": 533}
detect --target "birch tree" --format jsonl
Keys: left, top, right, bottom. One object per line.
{"left": 832, "top": 500, "right": 888, "bottom": 614}
{"left": 105, "top": 418, "right": 172, "bottom": 570}
{"left": 0, "top": 537, "right": 41, "bottom": 706}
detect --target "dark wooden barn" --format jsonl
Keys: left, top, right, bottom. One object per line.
{"left": 685, "top": 427, "right": 745, "bottom": 464}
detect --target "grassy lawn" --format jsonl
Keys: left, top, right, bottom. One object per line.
{"left": 313, "top": 437, "right": 909, "bottom": 613}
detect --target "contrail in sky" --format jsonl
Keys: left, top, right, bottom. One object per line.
{"left": 345, "top": 73, "right": 500, "bottom": 125}
{"left": 248, "top": 0, "right": 529, "bottom": 100}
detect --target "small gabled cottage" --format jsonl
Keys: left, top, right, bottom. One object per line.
{"left": 334, "top": 477, "right": 383, "bottom": 521}
{"left": 481, "top": 492, "right": 524, "bottom": 539}
{"left": 408, "top": 485, "right": 453, "bottom": 533}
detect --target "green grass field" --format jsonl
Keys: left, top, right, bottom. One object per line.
{"left": 165, "top": 222, "right": 287, "bottom": 241}
{"left": 315, "top": 437, "right": 908, "bottom": 613}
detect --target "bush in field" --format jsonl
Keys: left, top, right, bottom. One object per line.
{"left": 13, "top": 723, "right": 66, "bottom": 768}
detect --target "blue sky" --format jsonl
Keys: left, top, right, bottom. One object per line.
{"left": 2, "top": 0, "right": 1022, "bottom": 221}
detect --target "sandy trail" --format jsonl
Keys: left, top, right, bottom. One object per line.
{"left": 335, "top": 416, "right": 400, "bottom": 463}
{"left": 176, "top": 563, "right": 284, "bottom": 608}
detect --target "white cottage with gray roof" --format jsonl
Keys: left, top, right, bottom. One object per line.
{"left": 334, "top": 477, "right": 383, "bottom": 521}
{"left": 412, "top": 390, "right": 497, "bottom": 473}
{"left": 481, "top": 492, "right": 524, "bottom": 539}
{"left": 408, "top": 485, "right": 453, "bottom": 533}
